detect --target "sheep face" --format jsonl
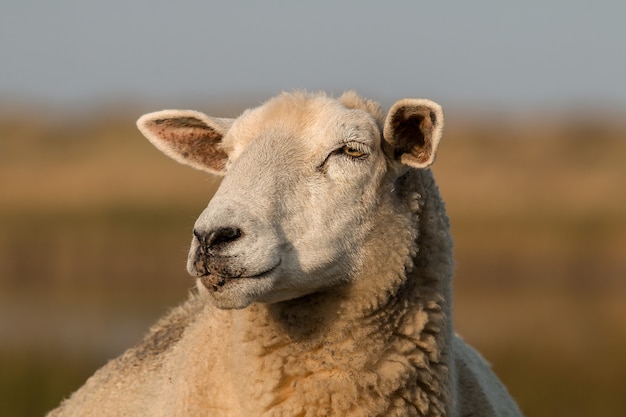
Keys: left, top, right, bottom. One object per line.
{"left": 137, "top": 92, "right": 443, "bottom": 309}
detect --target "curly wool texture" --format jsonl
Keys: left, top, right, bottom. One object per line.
{"left": 48, "top": 92, "right": 523, "bottom": 417}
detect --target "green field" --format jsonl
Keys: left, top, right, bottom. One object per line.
{"left": 1, "top": 105, "right": 625, "bottom": 416}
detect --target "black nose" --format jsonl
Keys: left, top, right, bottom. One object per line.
{"left": 194, "top": 227, "right": 242, "bottom": 249}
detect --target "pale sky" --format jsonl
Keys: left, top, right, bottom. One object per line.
{"left": 1, "top": 1, "right": 625, "bottom": 110}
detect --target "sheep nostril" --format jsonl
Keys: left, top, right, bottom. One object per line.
{"left": 194, "top": 227, "right": 242, "bottom": 249}
{"left": 207, "top": 227, "right": 242, "bottom": 247}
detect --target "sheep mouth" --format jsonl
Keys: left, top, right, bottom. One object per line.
{"left": 200, "top": 263, "right": 280, "bottom": 293}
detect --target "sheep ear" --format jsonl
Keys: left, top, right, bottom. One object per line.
{"left": 136, "top": 110, "right": 233, "bottom": 175}
{"left": 383, "top": 99, "right": 444, "bottom": 169}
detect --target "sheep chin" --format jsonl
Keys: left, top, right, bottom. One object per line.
{"left": 200, "top": 274, "right": 230, "bottom": 292}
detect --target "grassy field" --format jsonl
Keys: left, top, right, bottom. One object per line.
{"left": 1, "top": 103, "right": 625, "bottom": 416}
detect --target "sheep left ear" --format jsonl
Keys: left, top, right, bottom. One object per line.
{"left": 137, "top": 110, "right": 233, "bottom": 176}
{"left": 382, "top": 99, "right": 444, "bottom": 169}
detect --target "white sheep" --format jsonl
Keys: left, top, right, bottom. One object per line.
{"left": 47, "top": 91, "right": 523, "bottom": 417}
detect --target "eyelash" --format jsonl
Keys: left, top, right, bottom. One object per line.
{"left": 317, "top": 142, "right": 369, "bottom": 172}
{"left": 335, "top": 143, "right": 368, "bottom": 159}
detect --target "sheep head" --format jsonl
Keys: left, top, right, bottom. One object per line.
{"left": 137, "top": 92, "right": 444, "bottom": 309}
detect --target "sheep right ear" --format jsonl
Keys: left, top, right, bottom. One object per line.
{"left": 136, "top": 110, "right": 233, "bottom": 176}
{"left": 382, "top": 99, "right": 444, "bottom": 170}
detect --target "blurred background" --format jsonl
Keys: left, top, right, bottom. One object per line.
{"left": 1, "top": 1, "right": 625, "bottom": 416}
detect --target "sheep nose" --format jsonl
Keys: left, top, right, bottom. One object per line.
{"left": 194, "top": 226, "right": 242, "bottom": 249}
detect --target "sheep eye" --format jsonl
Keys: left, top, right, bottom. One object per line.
{"left": 341, "top": 145, "right": 367, "bottom": 158}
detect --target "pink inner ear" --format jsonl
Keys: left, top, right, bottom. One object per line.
{"left": 139, "top": 112, "right": 229, "bottom": 175}
{"left": 153, "top": 116, "right": 215, "bottom": 129}
{"left": 388, "top": 107, "right": 436, "bottom": 167}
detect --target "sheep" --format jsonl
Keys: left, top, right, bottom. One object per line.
{"left": 47, "top": 91, "right": 524, "bottom": 417}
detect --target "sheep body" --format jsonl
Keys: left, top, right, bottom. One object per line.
{"left": 48, "top": 91, "right": 523, "bottom": 417}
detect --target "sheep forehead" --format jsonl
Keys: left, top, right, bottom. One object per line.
{"left": 223, "top": 93, "right": 381, "bottom": 160}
